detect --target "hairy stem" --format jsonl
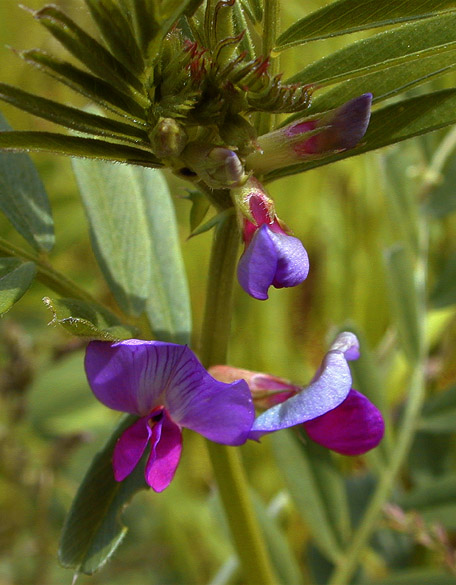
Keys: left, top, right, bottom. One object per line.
{"left": 199, "top": 213, "right": 277, "bottom": 585}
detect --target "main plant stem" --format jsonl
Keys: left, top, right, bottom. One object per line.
{"left": 199, "top": 213, "right": 277, "bottom": 585}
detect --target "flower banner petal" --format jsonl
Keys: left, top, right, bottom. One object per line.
{"left": 250, "top": 350, "right": 353, "bottom": 440}
{"left": 85, "top": 340, "right": 187, "bottom": 416}
{"left": 304, "top": 389, "right": 385, "bottom": 455}
{"left": 164, "top": 347, "right": 254, "bottom": 446}
{"left": 145, "top": 412, "right": 182, "bottom": 492}
{"left": 112, "top": 416, "right": 152, "bottom": 482}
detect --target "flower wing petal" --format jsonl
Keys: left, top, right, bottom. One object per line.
{"left": 250, "top": 350, "right": 352, "bottom": 440}
{"left": 85, "top": 340, "right": 186, "bottom": 415}
{"left": 237, "top": 225, "right": 278, "bottom": 300}
{"left": 112, "top": 416, "right": 152, "bottom": 482}
{"left": 304, "top": 389, "right": 385, "bottom": 455}
{"left": 164, "top": 347, "right": 254, "bottom": 446}
{"left": 268, "top": 231, "right": 309, "bottom": 289}
{"left": 145, "top": 412, "right": 182, "bottom": 492}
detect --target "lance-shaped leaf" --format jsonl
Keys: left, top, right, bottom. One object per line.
{"left": 0, "top": 84, "right": 149, "bottom": 144}
{"left": 0, "top": 113, "right": 54, "bottom": 252}
{"left": 0, "top": 258, "right": 36, "bottom": 315}
{"left": 84, "top": 0, "right": 144, "bottom": 75}
{"left": 21, "top": 50, "right": 147, "bottom": 120}
{"left": 0, "top": 131, "right": 161, "bottom": 166}
{"left": 59, "top": 414, "right": 148, "bottom": 574}
{"left": 43, "top": 297, "right": 137, "bottom": 341}
{"left": 34, "top": 5, "right": 145, "bottom": 97}
{"left": 265, "top": 89, "right": 456, "bottom": 182}
{"left": 288, "top": 12, "right": 456, "bottom": 88}
{"left": 276, "top": 0, "right": 456, "bottom": 50}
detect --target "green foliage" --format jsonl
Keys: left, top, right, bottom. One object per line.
{"left": 0, "top": 258, "right": 36, "bottom": 315}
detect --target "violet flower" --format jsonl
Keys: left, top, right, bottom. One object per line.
{"left": 85, "top": 340, "right": 254, "bottom": 492}
{"left": 232, "top": 177, "right": 309, "bottom": 300}
{"left": 247, "top": 94, "right": 372, "bottom": 175}
{"left": 211, "top": 332, "right": 384, "bottom": 455}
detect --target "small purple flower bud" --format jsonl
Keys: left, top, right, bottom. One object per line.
{"left": 181, "top": 143, "right": 246, "bottom": 188}
{"left": 232, "top": 177, "right": 309, "bottom": 300}
{"left": 246, "top": 93, "right": 372, "bottom": 174}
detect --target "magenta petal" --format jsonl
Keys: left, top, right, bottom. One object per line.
{"left": 237, "top": 225, "right": 309, "bottom": 300}
{"left": 304, "top": 389, "right": 384, "bottom": 455}
{"left": 250, "top": 349, "right": 353, "bottom": 440}
{"left": 113, "top": 416, "right": 152, "bottom": 482}
{"left": 164, "top": 346, "right": 254, "bottom": 446}
{"left": 145, "top": 412, "right": 182, "bottom": 492}
{"left": 85, "top": 340, "right": 187, "bottom": 416}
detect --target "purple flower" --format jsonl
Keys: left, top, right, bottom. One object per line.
{"left": 233, "top": 177, "right": 309, "bottom": 300}
{"left": 211, "top": 332, "right": 384, "bottom": 455}
{"left": 85, "top": 340, "right": 254, "bottom": 492}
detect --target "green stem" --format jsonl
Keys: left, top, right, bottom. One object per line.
{"left": 0, "top": 236, "right": 98, "bottom": 304}
{"left": 200, "top": 213, "right": 277, "bottom": 585}
{"left": 258, "top": 0, "right": 280, "bottom": 137}
{"left": 328, "top": 223, "right": 428, "bottom": 585}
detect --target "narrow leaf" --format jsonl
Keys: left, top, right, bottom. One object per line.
{"left": 59, "top": 414, "right": 148, "bottom": 574}
{"left": 0, "top": 83, "right": 149, "bottom": 144}
{"left": 0, "top": 131, "right": 161, "bottom": 166}
{"left": 265, "top": 89, "right": 456, "bottom": 181}
{"left": 431, "top": 253, "right": 456, "bottom": 308}
{"left": 43, "top": 297, "right": 137, "bottom": 340}
{"left": 289, "top": 13, "right": 456, "bottom": 86}
{"left": 419, "top": 385, "right": 456, "bottom": 432}
{"left": 384, "top": 245, "right": 422, "bottom": 362}
{"left": 0, "top": 114, "right": 54, "bottom": 252}
{"left": 276, "top": 0, "right": 456, "bottom": 49}
{"left": 21, "top": 49, "right": 147, "bottom": 120}
{"left": 360, "top": 570, "right": 456, "bottom": 585}
{"left": 34, "top": 5, "right": 144, "bottom": 96}
{"left": 0, "top": 259, "right": 36, "bottom": 315}
{"left": 270, "top": 430, "right": 347, "bottom": 563}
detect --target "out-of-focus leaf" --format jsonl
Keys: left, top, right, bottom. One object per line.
{"left": 84, "top": 0, "right": 144, "bottom": 74}
{"left": 419, "top": 386, "right": 456, "bottom": 432}
{"left": 0, "top": 83, "right": 149, "bottom": 144}
{"left": 276, "top": 0, "right": 456, "bottom": 49}
{"left": 270, "top": 431, "right": 349, "bottom": 563}
{"left": 184, "top": 190, "right": 210, "bottom": 232}
{"left": 34, "top": 5, "right": 144, "bottom": 95}
{"left": 265, "top": 89, "right": 456, "bottom": 181}
{"left": 43, "top": 297, "right": 137, "bottom": 340}
{"left": 431, "top": 253, "right": 456, "bottom": 308}
{"left": 0, "top": 113, "right": 54, "bottom": 252}
{"left": 289, "top": 13, "right": 456, "bottom": 87}
{"left": 21, "top": 49, "right": 146, "bottom": 120}
{"left": 0, "top": 258, "right": 36, "bottom": 315}
{"left": 409, "top": 432, "right": 453, "bottom": 482}
{"left": 384, "top": 244, "right": 423, "bottom": 362}
{"left": 425, "top": 153, "right": 456, "bottom": 218}
{"left": 360, "top": 570, "right": 456, "bottom": 584}
{"left": 0, "top": 131, "right": 160, "bottom": 166}
{"left": 59, "top": 414, "right": 148, "bottom": 574}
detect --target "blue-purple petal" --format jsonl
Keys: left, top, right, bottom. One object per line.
{"left": 304, "top": 389, "right": 385, "bottom": 455}
{"left": 237, "top": 225, "right": 309, "bottom": 300}
{"left": 145, "top": 412, "right": 182, "bottom": 492}
{"left": 85, "top": 340, "right": 187, "bottom": 416}
{"left": 112, "top": 416, "right": 152, "bottom": 482}
{"left": 250, "top": 349, "right": 353, "bottom": 440}
{"left": 164, "top": 346, "right": 255, "bottom": 446}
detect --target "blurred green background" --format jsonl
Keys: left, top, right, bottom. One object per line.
{"left": 1, "top": 1, "right": 456, "bottom": 584}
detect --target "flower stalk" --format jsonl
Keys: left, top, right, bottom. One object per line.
{"left": 199, "top": 212, "right": 277, "bottom": 585}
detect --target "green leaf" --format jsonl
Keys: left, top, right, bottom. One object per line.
{"left": 384, "top": 244, "right": 423, "bottom": 362}
{"left": 270, "top": 431, "right": 349, "bottom": 563}
{"left": 360, "top": 569, "right": 456, "bottom": 585}
{"left": 265, "top": 89, "right": 456, "bottom": 182}
{"left": 276, "top": 0, "right": 456, "bottom": 50}
{"left": 59, "top": 414, "right": 149, "bottom": 574}
{"left": 84, "top": 0, "right": 144, "bottom": 75}
{"left": 21, "top": 49, "right": 147, "bottom": 120}
{"left": 34, "top": 5, "right": 144, "bottom": 96}
{"left": 431, "top": 253, "right": 456, "bottom": 308}
{"left": 425, "top": 152, "right": 456, "bottom": 217}
{"left": 0, "top": 113, "right": 54, "bottom": 252}
{"left": 0, "top": 258, "right": 36, "bottom": 315}
{"left": 289, "top": 13, "right": 456, "bottom": 87}
{"left": 0, "top": 131, "right": 161, "bottom": 166}
{"left": 73, "top": 161, "right": 191, "bottom": 342}
{"left": 419, "top": 385, "right": 456, "bottom": 432}
{"left": 183, "top": 190, "right": 210, "bottom": 232}
{"left": 0, "top": 83, "right": 149, "bottom": 144}
{"left": 43, "top": 297, "right": 137, "bottom": 340}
